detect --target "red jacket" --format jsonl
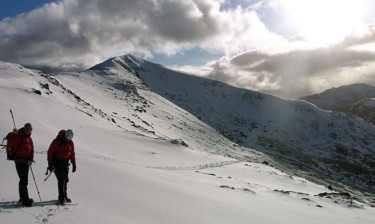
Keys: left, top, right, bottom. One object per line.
{"left": 7, "top": 128, "right": 34, "bottom": 164}
{"left": 48, "top": 130, "right": 76, "bottom": 165}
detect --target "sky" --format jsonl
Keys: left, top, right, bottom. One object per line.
{"left": 0, "top": 0, "right": 375, "bottom": 99}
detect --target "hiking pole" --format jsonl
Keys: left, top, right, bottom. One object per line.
{"left": 2, "top": 109, "right": 16, "bottom": 147}
{"left": 10, "top": 109, "right": 17, "bottom": 130}
{"left": 44, "top": 168, "right": 53, "bottom": 181}
{"left": 30, "top": 166, "right": 42, "bottom": 202}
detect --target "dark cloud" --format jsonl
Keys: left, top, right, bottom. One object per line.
{"left": 230, "top": 51, "right": 268, "bottom": 67}
{"left": 252, "top": 49, "right": 375, "bottom": 76}
{"left": 0, "top": 0, "right": 279, "bottom": 71}
{"left": 203, "top": 31, "right": 375, "bottom": 99}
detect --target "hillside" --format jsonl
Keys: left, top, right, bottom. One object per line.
{"left": 88, "top": 55, "right": 375, "bottom": 194}
{"left": 0, "top": 60, "right": 374, "bottom": 223}
{"left": 348, "top": 98, "right": 375, "bottom": 125}
{"left": 300, "top": 84, "right": 375, "bottom": 111}
{"left": 301, "top": 84, "right": 375, "bottom": 125}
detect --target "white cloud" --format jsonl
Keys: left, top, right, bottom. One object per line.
{"left": 0, "top": 0, "right": 283, "bottom": 71}
{"left": 174, "top": 29, "right": 375, "bottom": 99}
{"left": 3, "top": 0, "right": 375, "bottom": 99}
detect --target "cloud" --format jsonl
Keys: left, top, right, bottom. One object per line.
{"left": 175, "top": 29, "right": 375, "bottom": 99}
{"left": 0, "top": 0, "right": 283, "bottom": 71}
{"left": 4, "top": 0, "right": 374, "bottom": 99}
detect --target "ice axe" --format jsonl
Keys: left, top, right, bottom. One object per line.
{"left": 10, "top": 109, "right": 17, "bottom": 130}
{"left": 44, "top": 168, "right": 54, "bottom": 181}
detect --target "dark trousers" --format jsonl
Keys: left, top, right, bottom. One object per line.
{"left": 54, "top": 160, "right": 70, "bottom": 200}
{"left": 15, "top": 163, "right": 30, "bottom": 201}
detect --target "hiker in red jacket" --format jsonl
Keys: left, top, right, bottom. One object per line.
{"left": 7, "top": 123, "right": 34, "bottom": 207}
{"left": 47, "top": 129, "right": 76, "bottom": 204}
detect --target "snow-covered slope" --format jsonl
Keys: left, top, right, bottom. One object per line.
{"left": 300, "top": 83, "right": 375, "bottom": 111}
{"left": 1, "top": 60, "right": 375, "bottom": 223}
{"left": 348, "top": 98, "right": 375, "bottom": 125}
{"left": 86, "top": 55, "right": 375, "bottom": 194}
{"left": 301, "top": 84, "right": 375, "bottom": 125}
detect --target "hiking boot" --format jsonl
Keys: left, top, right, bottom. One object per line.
{"left": 65, "top": 197, "right": 72, "bottom": 203}
{"left": 58, "top": 198, "right": 65, "bottom": 205}
{"left": 22, "top": 198, "right": 34, "bottom": 207}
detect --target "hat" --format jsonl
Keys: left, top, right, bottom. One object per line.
{"left": 65, "top": 129, "right": 74, "bottom": 140}
{"left": 24, "top": 123, "right": 33, "bottom": 129}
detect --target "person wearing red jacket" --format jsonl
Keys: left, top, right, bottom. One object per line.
{"left": 47, "top": 129, "right": 76, "bottom": 205}
{"left": 7, "top": 123, "right": 34, "bottom": 207}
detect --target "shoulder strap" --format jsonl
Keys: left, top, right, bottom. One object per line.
{"left": 59, "top": 138, "right": 65, "bottom": 147}
{"left": 52, "top": 138, "right": 65, "bottom": 157}
{"left": 13, "top": 135, "right": 24, "bottom": 156}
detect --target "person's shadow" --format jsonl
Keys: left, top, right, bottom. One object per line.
{"left": 0, "top": 200, "right": 58, "bottom": 210}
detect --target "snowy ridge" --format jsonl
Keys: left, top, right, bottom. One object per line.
{"left": 301, "top": 84, "right": 375, "bottom": 125}
{"left": 300, "top": 83, "right": 375, "bottom": 111}
{"left": 348, "top": 98, "right": 375, "bottom": 125}
{"left": 0, "top": 60, "right": 374, "bottom": 223}
{"left": 88, "top": 55, "right": 375, "bottom": 194}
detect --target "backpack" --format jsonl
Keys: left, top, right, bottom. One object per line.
{"left": 50, "top": 130, "right": 73, "bottom": 164}
{"left": 3, "top": 132, "right": 23, "bottom": 161}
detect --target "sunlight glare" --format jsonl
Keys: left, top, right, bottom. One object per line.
{"left": 284, "top": 0, "right": 369, "bottom": 45}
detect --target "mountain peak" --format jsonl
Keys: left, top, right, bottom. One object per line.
{"left": 301, "top": 83, "right": 375, "bottom": 102}
{"left": 114, "top": 54, "right": 143, "bottom": 63}
{"left": 87, "top": 54, "right": 146, "bottom": 72}
{"left": 300, "top": 83, "right": 375, "bottom": 120}
{"left": 329, "top": 83, "right": 374, "bottom": 91}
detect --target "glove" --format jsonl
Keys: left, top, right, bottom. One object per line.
{"left": 12, "top": 128, "right": 17, "bottom": 134}
{"left": 6, "top": 147, "right": 13, "bottom": 154}
{"left": 27, "top": 160, "right": 33, "bottom": 167}
{"left": 48, "top": 164, "right": 54, "bottom": 172}
{"left": 72, "top": 163, "right": 76, "bottom": 173}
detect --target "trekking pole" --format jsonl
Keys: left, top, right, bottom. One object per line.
{"left": 10, "top": 109, "right": 17, "bottom": 130}
{"left": 44, "top": 168, "right": 53, "bottom": 181}
{"left": 30, "top": 166, "right": 42, "bottom": 202}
